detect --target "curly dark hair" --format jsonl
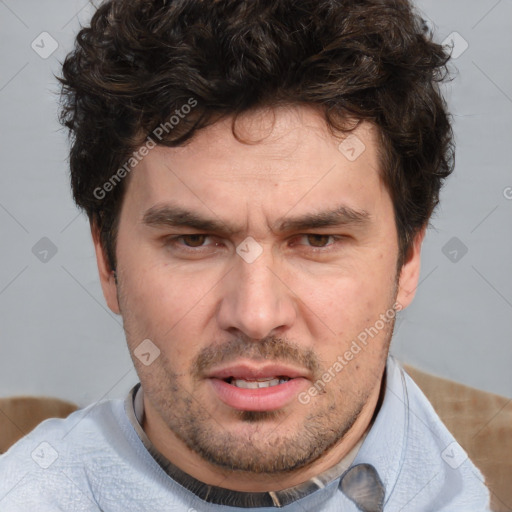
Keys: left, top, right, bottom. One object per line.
{"left": 59, "top": 0, "right": 454, "bottom": 272}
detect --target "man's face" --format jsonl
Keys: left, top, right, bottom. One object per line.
{"left": 96, "top": 106, "right": 421, "bottom": 486}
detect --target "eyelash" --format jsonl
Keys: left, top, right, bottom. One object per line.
{"left": 164, "top": 235, "right": 221, "bottom": 253}
{"left": 163, "top": 234, "right": 345, "bottom": 253}
{"left": 290, "top": 234, "right": 340, "bottom": 249}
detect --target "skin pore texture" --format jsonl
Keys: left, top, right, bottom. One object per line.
{"left": 93, "top": 105, "right": 424, "bottom": 492}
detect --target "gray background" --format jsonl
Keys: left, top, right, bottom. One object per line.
{"left": 0, "top": 0, "right": 511, "bottom": 407}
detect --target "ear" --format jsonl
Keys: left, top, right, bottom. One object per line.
{"left": 396, "top": 226, "right": 427, "bottom": 310}
{"left": 91, "top": 223, "right": 121, "bottom": 314}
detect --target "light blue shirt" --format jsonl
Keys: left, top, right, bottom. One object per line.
{"left": 0, "top": 357, "right": 491, "bottom": 511}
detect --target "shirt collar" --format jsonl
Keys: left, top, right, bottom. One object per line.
{"left": 352, "top": 356, "right": 409, "bottom": 502}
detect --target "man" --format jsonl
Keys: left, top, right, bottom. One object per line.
{"left": 0, "top": 0, "right": 491, "bottom": 510}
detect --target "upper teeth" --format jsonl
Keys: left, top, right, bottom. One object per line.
{"left": 230, "top": 377, "right": 290, "bottom": 389}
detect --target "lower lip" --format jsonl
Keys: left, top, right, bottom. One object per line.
{"left": 209, "top": 378, "right": 308, "bottom": 411}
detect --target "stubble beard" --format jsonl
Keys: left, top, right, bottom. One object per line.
{"left": 130, "top": 331, "right": 393, "bottom": 475}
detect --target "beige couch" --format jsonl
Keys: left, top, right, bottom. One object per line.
{"left": 0, "top": 396, "right": 77, "bottom": 454}
{"left": 1, "top": 367, "right": 511, "bottom": 510}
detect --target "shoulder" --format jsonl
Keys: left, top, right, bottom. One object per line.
{"left": 396, "top": 360, "right": 491, "bottom": 511}
{"left": 0, "top": 395, "right": 200, "bottom": 511}
{"left": 0, "top": 397, "right": 126, "bottom": 462}
{"left": 0, "top": 399, "right": 127, "bottom": 510}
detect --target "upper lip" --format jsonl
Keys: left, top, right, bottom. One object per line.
{"left": 207, "top": 362, "right": 309, "bottom": 381}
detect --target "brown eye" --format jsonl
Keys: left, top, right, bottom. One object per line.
{"left": 181, "top": 234, "right": 207, "bottom": 247}
{"left": 306, "top": 234, "right": 332, "bottom": 247}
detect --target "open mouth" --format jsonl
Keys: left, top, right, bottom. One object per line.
{"left": 224, "top": 376, "right": 291, "bottom": 389}
{"left": 209, "top": 366, "right": 307, "bottom": 410}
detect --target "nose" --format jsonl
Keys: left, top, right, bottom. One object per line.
{"left": 216, "top": 250, "right": 297, "bottom": 340}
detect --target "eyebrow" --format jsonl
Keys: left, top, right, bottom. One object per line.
{"left": 141, "top": 204, "right": 371, "bottom": 234}
{"left": 142, "top": 205, "right": 232, "bottom": 234}
{"left": 276, "top": 206, "right": 371, "bottom": 232}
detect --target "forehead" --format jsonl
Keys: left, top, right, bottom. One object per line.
{"left": 121, "top": 105, "right": 390, "bottom": 226}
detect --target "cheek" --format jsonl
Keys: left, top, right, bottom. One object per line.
{"left": 119, "top": 261, "right": 212, "bottom": 348}
{"left": 293, "top": 267, "right": 396, "bottom": 373}
{"left": 299, "top": 270, "right": 391, "bottom": 328}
